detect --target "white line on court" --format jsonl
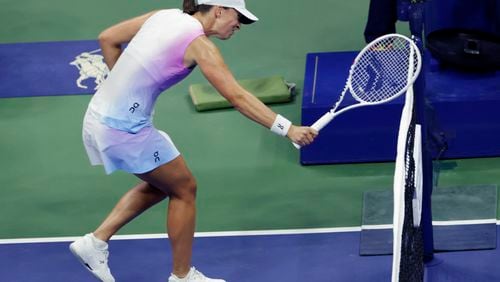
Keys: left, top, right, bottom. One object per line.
{"left": 2, "top": 220, "right": 499, "bottom": 245}
{"left": 362, "top": 218, "right": 500, "bottom": 230}
{"left": 0, "top": 226, "right": 361, "bottom": 245}
{"left": 432, "top": 219, "right": 498, "bottom": 226}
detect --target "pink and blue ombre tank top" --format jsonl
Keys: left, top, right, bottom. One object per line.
{"left": 88, "top": 9, "right": 205, "bottom": 133}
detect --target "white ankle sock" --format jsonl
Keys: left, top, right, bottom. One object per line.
{"left": 88, "top": 233, "right": 108, "bottom": 250}
{"left": 172, "top": 267, "right": 194, "bottom": 281}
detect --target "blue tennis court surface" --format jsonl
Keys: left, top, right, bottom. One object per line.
{"left": 0, "top": 40, "right": 103, "bottom": 98}
{"left": 1, "top": 228, "right": 500, "bottom": 282}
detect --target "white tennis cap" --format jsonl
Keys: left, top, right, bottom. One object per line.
{"left": 196, "top": 0, "right": 258, "bottom": 24}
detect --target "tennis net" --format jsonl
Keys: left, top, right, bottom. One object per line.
{"left": 391, "top": 82, "right": 425, "bottom": 281}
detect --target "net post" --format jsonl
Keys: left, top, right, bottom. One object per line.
{"left": 409, "top": 0, "right": 435, "bottom": 262}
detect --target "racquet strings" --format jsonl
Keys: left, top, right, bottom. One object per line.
{"left": 350, "top": 36, "right": 420, "bottom": 103}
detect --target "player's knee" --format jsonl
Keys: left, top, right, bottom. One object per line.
{"left": 172, "top": 175, "right": 197, "bottom": 202}
{"left": 185, "top": 176, "right": 197, "bottom": 198}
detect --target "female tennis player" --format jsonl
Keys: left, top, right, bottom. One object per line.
{"left": 69, "top": 1, "right": 318, "bottom": 281}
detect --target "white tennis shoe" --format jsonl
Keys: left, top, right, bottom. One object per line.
{"left": 69, "top": 233, "right": 115, "bottom": 282}
{"left": 168, "top": 267, "right": 225, "bottom": 282}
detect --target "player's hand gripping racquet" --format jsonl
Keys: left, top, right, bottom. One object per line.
{"left": 293, "top": 34, "right": 422, "bottom": 149}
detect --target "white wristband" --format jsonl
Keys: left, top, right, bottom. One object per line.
{"left": 270, "top": 114, "right": 292, "bottom": 136}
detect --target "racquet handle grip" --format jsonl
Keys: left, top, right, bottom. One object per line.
{"left": 292, "top": 112, "right": 335, "bottom": 149}
{"left": 311, "top": 112, "right": 335, "bottom": 131}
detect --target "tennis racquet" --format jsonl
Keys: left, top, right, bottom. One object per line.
{"left": 294, "top": 33, "right": 422, "bottom": 149}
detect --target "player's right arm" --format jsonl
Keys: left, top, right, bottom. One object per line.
{"left": 98, "top": 11, "right": 158, "bottom": 70}
{"left": 185, "top": 36, "right": 318, "bottom": 146}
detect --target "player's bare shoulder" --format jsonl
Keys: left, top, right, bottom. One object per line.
{"left": 185, "top": 35, "right": 223, "bottom": 66}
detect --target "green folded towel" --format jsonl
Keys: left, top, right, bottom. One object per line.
{"left": 189, "top": 75, "right": 295, "bottom": 111}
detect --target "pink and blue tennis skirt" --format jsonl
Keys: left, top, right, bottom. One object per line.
{"left": 82, "top": 110, "right": 180, "bottom": 175}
